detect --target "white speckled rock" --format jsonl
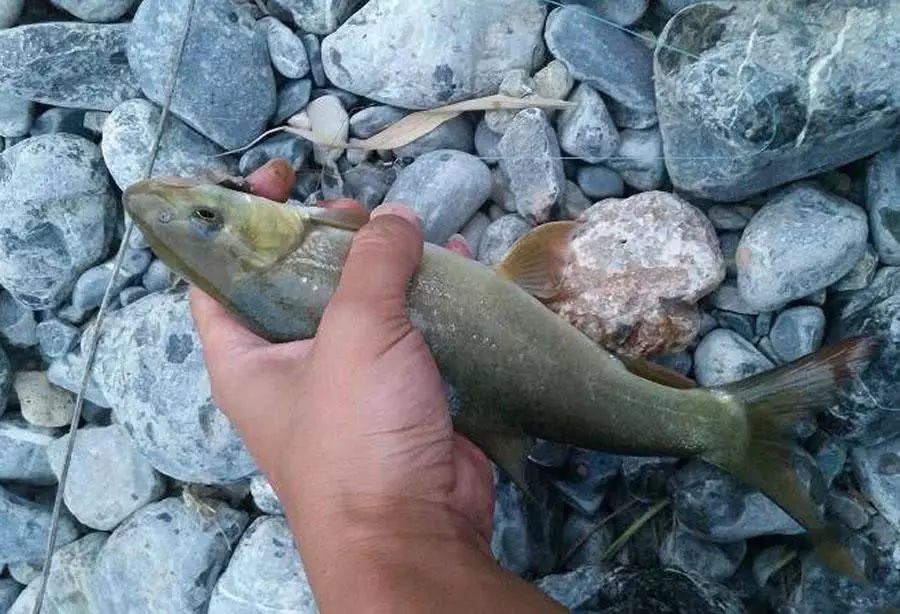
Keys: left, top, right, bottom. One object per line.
{"left": 550, "top": 191, "right": 725, "bottom": 357}
{"left": 693, "top": 329, "right": 774, "bottom": 387}
{"left": 321, "top": 0, "right": 546, "bottom": 109}
{"left": 736, "top": 184, "right": 868, "bottom": 311}
{"left": 208, "top": 517, "right": 315, "bottom": 613}
{"left": 249, "top": 475, "right": 284, "bottom": 515}
{"left": 13, "top": 371, "right": 74, "bottom": 428}
{"left": 46, "top": 424, "right": 166, "bottom": 531}
{"left": 532, "top": 59, "right": 573, "bottom": 100}
{"left": 604, "top": 127, "right": 666, "bottom": 191}
{"left": 307, "top": 94, "right": 348, "bottom": 166}
{"left": 557, "top": 83, "right": 619, "bottom": 163}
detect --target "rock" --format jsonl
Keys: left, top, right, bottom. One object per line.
{"left": 70, "top": 247, "right": 153, "bottom": 311}
{"left": 0, "top": 579, "right": 22, "bottom": 612}
{"left": 718, "top": 232, "right": 740, "bottom": 278}
{"left": 272, "top": 78, "right": 312, "bottom": 124}
{"left": 46, "top": 424, "right": 165, "bottom": 531}
{"left": 826, "top": 490, "right": 870, "bottom": 531}
{"left": 383, "top": 150, "right": 491, "bottom": 245}
{"left": 545, "top": 6, "right": 655, "bottom": 114}
{"left": 300, "top": 33, "right": 326, "bottom": 87}
{"left": 527, "top": 439, "right": 571, "bottom": 469}
{"left": 13, "top": 371, "right": 74, "bottom": 428}
{"left": 90, "top": 497, "right": 248, "bottom": 613}
{"left": 0, "top": 484, "right": 78, "bottom": 563}
{"left": 851, "top": 440, "right": 900, "bottom": 530}
{"left": 707, "top": 280, "right": 760, "bottom": 315}
{"left": 574, "top": 165, "right": 624, "bottom": 201}
{"left": 659, "top": 0, "right": 705, "bottom": 12}
{"left": 560, "top": 512, "right": 613, "bottom": 570}
{"left": 269, "top": 0, "right": 362, "bottom": 35}
{"left": 238, "top": 133, "right": 310, "bottom": 176}
{"left": 342, "top": 162, "right": 395, "bottom": 210}
{"left": 833, "top": 245, "right": 877, "bottom": 292}
{"left": 208, "top": 516, "right": 315, "bottom": 613}
{"left": 559, "top": 180, "right": 592, "bottom": 220}
{"left": 713, "top": 310, "right": 755, "bottom": 342}
{"left": 7, "top": 533, "right": 106, "bottom": 614}
{"left": 349, "top": 105, "right": 408, "bottom": 139}
{"left": 477, "top": 214, "right": 532, "bottom": 266}
{"left": 550, "top": 191, "right": 724, "bottom": 357}
{"left": 491, "top": 475, "right": 561, "bottom": 577}
{"left": 142, "top": 258, "right": 173, "bottom": 293}
{"left": 537, "top": 565, "right": 605, "bottom": 610}
{"left": 557, "top": 84, "right": 619, "bottom": 163}
{"left": 128, "top": 0, "right": 276, "bottom": 150}
{"left": 693, "top": 329, "right": 773, "bottom": 387}
{"left": 0, "top": 0, "right": 23, "bottom": 28}
{"left": 550, "top": 448, "right": 620, "bottom": 515}
{"left": 0, "top": 134, "right": 116, "bottom": 310}
{"left": 49, "top": 0, "right": 137, "bottom": 21}
{"left": 653, "top": 350, "right": 694, "bottom": 377}
{"left": 7, "top": 561, "right": 39, "bottom": 585}
{"left": 659, "top": 524, "right": 746, "bottom": 582}
{"left": 604, "top": 127, "right": 666, "bottom": 191}
{"left": 754, "top": 311, "right": 773, "bottom": 338}
{"left": 0, "top": 290, "right": 36, "bottom": 347}
{"left": 655, "top": 1, "right": 900, "bottom": 201}
{"left": 321, "top": 0, "right": 546, "bottom": 109}
{"left": 81, "top": 110, "right": 108, "bottom": 135}
{"left": 474, "top": 118, "right": 502, "bottom": 164}
{"left": 484, "top": 69, "right": 535, "bottom": 134}
{"left": 707, "top": 206, "right": 755, "bottom": 232}
{"left": 30, "top": 108, "right": 91, "bottom": 139}
{"left": 0, "top": 344, "right": 8, "bottom": 413}
{"left": 621, "top": 455, "right": 679, "bottom": 502}
{"left": 784, "top": 555, "right": 899, "bottom": 614}
{"left": 769, "top": 306, "right": 826, "bottom": 363}
{"left": 102, "top": 99, "right": 235, "bottom": 191}
{"left": 261, "top": 16, "right": 309, "bottom": 79}
{"left": 47, "top": 351, "right": 110, "bottom": 408}
{"left": 736, "top": 184, "right": 868, "bottom": 311}
{"left": 394, "top": 116, "right": 474, "bottom": 159}
{"left": 0, "top": 414, "right": 57, "bottom": 484}
{"left": 119, "top": 286, "right": 149, "bottom": 307}
{"left": 249, "top": 475, "right": 284, "bottom": 515}
{"left": 93, "top": 291, "right": 256, "bottom": 483}
{"left": 0, "top": 91, "right": 32, "bottom": 137}
{"left": 0, "top": 23, "right": 140, "bottom": 110}
{"left": 460, "top": 212, "right": 490, "bottom": 255}
{"left": 532, "top": 59, "right": 573, "bottom": 100}
{"left": 815, "top": 438, "right": 847, "bottom": 488}
{"left": 669, "top": 459, "right": 817, "bottom": 542}
{"left": 306, "top": 94, "right": 347, "bottom": 165}
{"left": 498, "top": 108, "right": 566, "bottom": 223}
{"left": 867, "top": 143, "right": 900, "bottom": 265}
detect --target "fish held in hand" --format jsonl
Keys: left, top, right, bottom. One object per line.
{"left": 124, "top": 178, "right": 879, "bottom": 580}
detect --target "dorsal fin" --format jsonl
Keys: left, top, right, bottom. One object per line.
{"left": 619, "top": 356, "right": 697, "bottom": 389}
{"left": 302, "top": 206, "right": 371, "bottom": 231}
{"left": 495, "top": 221, "right": 578, "bottom": 299}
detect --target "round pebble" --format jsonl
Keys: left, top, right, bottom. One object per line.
{"left": 13, "top": 371, "right": 74, "bottom": 428}
{"left": 768, "top": 306, "right": 826, "bottom": 363}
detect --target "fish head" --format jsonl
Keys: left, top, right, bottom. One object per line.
{"left": 123, "top": 177, "right": 305, "bottom": 302}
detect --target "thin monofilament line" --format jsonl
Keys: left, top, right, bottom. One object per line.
{"left": 31, "top": 2, "right": 197, "bottom": 612}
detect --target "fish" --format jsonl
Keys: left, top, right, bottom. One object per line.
{"left": 124, "top": 176, "right": 879, "bottom": 580}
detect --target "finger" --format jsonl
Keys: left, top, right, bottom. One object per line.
{"left": 330, "top": 203, "right": 423, "bottom": 312}
{"left": 189, "top": 286, "right": 270, "bottom": 363}
{"left": 247, "top": 159, "right": 296, "bottom": 202}
{"left": 445, "top": 234, "right": 473, "bottom": 259}
{"left": 450, "top": 434, "right": 495, "bottom": 544}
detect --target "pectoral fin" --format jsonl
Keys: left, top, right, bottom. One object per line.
{"left": 457, "top": 424, "right": 537, "bottom": 498}
{"left": 494, "top": 221, "right": 578, "bottom": 300}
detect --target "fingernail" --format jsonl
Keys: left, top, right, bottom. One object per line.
{"left": 372, "top": 203, "right": 420, "bottom": 227}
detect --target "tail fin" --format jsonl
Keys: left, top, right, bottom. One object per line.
{"left": 705, "top": 337, "right": 880, "bottom": 582}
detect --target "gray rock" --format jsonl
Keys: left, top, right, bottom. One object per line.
{"left": 47, "top": 351, "right": 110, "bottom": 408}
{"left": 0, "top": 135, "right": 116, "bottom": 310}
{"left": 81, "top": 110, "right": 108, "bottom": 136}
{"left": 349, "top": 105, "right": 408, "bottom": 139}
{"left": 604, "top": 127, "right": 666, "bottom": 191}
{"left": 474, "top": 118, "right": 502, "bottom": 164}
{"left": 551, "top": 448, "right": 620, "bottom": 516}
{"left": 142, "top": 258, "right": 173, "bottom": 293}
{"left": 90, "top": 497, "right": 248, "bottom": 614}
{"left": 321, "top": 0, "right": 546, "bottom": 109}
{"left": 7, "top": 561, "right": 39, "bottom": 585}
{"left": 736, "top": 184, "right": 868, "bottom": 311}
{"left": 0, "top": 91, "right": 32, "bottom": 137}
{"left": 527, "top": 439, "right": 571, "bottom": 469}
{"left": 103, "top": 99, "right": 235, "bottom": 191}
{"left": 49, "top": 0, "right": 138, "bottom": 21}
{"left": 537, "top": 566, "right": 605, "bottom": 610}
{"left": 669, "top": 459, "right": 816, "bottom": 542}
{"left": 342, "top": 162, "right": 395, "bottom": 210}
{"left": 826, "top": 490, "right": 869, "bottom": 531}
{"left": 707, "top": 206, "right": 755, "bottom": 232}
{"left": 498, "top": 108, "right": 565, "bottom": 223}
{"left": 575, "top": 164, "right": 624, "bottom": 200}
{"left": 693, "top": 329, "right": 773, "bottom": 387}
{"left": 784, "top": 555, "right": 899, "bottom": 614}
{"left": 621, "top": 455, "right": 679, "bottom": 502}
{"left": 128, "top": 0, "right": 276, "bottom": 150}
{"left": 557, "top": 84, "right": 619, "bottom": 163}
{"left": 0, "top": 413, "right": 57, "bottom": 484}
{"left": 269, "top": 0, "right": 363, "bottom": 35}
{"left": 0, "top": 23, "right": 140, "bottom": 110}
{"left": 483, "top": 69, "right": 535, "bottom": 134}
{"left": 852, "top": 440, "right": 900, "bottom": 530}
{"left": 0, "top": 344, "right": 8, "bottom": 413}
{"left": 532, "top": 59, "right": 574, "bottom": 101}
{"left": 0, "top": 579, "right": 22, "bottom": 612}
{"left": 815, "top": 438, "right": 847, "bottom": 488}
{"left": 272, "top": 78, "right": 312, "bottom": 124}
{"left": 713, "top": 310, "right": 754, "bottom": 342}
{"left": 832, "top": 245, "right": 878, "bottom": 292}
{"left": 300, "top": 34, "right": 326, "bottom": 87}
{"left": 754, "top": 311, "right": 773, "bottom": 338}
{"left": 394, "top": 116, "right": 474, "bottom": 159}
{"left": 559, "top": 0, "right": 648, "bottom": 26}
{"left": 769, "top": 306, "right": 826, "bottom": 362}
{"left": 93, "top": 291, "right": 255, "bottom": 483}
{"left": 655, "top": 1, "right": 900, "bottom": 201}
{"left": 249, "top": 475, "right": 284, "bottom": 516}
{"left": 605, "top": 95, "right": 658, "bottom": 130}
{"left": 707, "top": 280, "right": 760, "bottom": 315}
{"left": 208, "top": 517, "right": 315, "bottom": 613}
{"left": 867, "top": 143, "right": 900, "bottom": 265}
{"left": 560, "top": 513, "right": 613, "bottom": 570}
{"left": 261, "top": 16, "right": 309, "bottom": 79}
{"left": 659, "top": 0, "right": 705, "bottom": 12}
{"left": 659, "top": 524, "right": 746, "bottom": 582}
{"left": 718, "top": 231, "right": 740, "bottom": 278}
{"left": 653, "top": 350, "right": 693, "bottom": 378}
{"left": 0, "top": 0, "right": 23, "bottom": 28}
{"left": 460, "top": 212, "right": 490, "bottom": 255}
{"left": 491, "top": 475, "right": 560, "bottom": 576}
{"left": 559, "top": 180, "right": 592, "bottom": 220}
{"left": 545, "top": 6, "right": 655, "bottom": 114}
{"left": 383, "top": 150, "right": 491, "bottom": 245}
{"left": 0, "top": 484, "right": 78, "bottom": 563}
{"left": 7, "top": 533, "right": 106, "bottom": 614}
{"left": 30, "top": 107, "right": 92, "bottom": 139}
{"left": 13, "top": 371, "right": 74, "bottom": 428}
{"left": 70, "top": 247, "right": 152, "bottom": 312}
{"left": 477, "top": 214, "right": 532, "bottom": 266}
{"left": 56, "top": 303, "right": 91, "bottom": 326}
{"left": 46, "top": 424, "right": 166, "bottom": 531}
{"left": 0, "top": 290, "right": 35, "bottom": 347}
{"left": 118, "top": 286, "right": 148, "bottom": 307}
{"left": 238, "top": 133, "right": 310, "bottom": 176}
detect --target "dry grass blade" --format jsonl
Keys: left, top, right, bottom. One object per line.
{"left": 601, "top": 497, "right": 671, "bottom": 562}
{"left": 561, "top": 498, "right": 638, "bottom": 565}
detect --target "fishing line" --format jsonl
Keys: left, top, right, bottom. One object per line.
{"left": 31, "top": 2, "right": 197, "bottom": 612}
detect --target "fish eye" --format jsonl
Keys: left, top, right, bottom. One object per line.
{"left": 193, "top": 208, "right": 219, "bottom": 223}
